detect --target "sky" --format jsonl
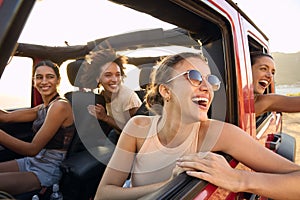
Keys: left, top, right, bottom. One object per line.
{"left": 18, "top": 0, "right": 300, "bottom": 54}
{"left": 3, "top": 0, "right": 300, "bottom": 108}
{"left": 232, "top": 0, "right": 300, "bottom": 53}
{"left": 18, "top": 0, "right": 175, "bottom": 47}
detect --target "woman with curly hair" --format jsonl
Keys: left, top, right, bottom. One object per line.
{"left": 80, "top": 50, "right": 142, "bottom": 144}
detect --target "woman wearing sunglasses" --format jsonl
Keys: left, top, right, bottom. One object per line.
{"left": 251, "top": 51, "right": 300, "bottom": 116}
{"left": 95, "top": 52, "right": 300, "bottom": 200}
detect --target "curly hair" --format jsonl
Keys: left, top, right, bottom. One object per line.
{"left": 145, "top": 52, "right": 207, "bottom": 115}
{"left": 80, "top": 49, "right": 127, "bottom": 89}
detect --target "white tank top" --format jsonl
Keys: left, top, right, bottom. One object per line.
{"left": 128, "top": 115, "right": 200, "bottom": 187}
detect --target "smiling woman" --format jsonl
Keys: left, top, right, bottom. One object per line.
{"left": 251, "top": 52, "right": 300, "bottom": 117}
{"left": 1, "top": 0, "right": 299, "bottom": 199}
{"left": 0, "top": 58, "right": 75, "bottom": 110}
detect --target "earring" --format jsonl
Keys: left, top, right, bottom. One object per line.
{"left": 166, "top": 96, "right": 170, "bottom": 102}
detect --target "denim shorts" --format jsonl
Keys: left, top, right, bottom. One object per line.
{"left": 17, "top": 149, "right": 66, "bottom": 187}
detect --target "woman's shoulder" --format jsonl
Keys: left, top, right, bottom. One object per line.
{"left": 119, "top": 84, "right": 134, "bottom": 93}
{"left": 48, "top": 97, "right": 72, "bottom": 113}
{"left": 205, "top": 119, "right": 241, "bottom": 135}
{"left": 123, "top": 115, "right": 158, "bottom": 138}
{"left": 120, "top": 85, "right": 140, "bottom": 96}
{"left": 47, "top": 97, "right": 74, "bottom": 125}
{"left": 54, "top": 97, "right": 71, "bottom": 106}
{"left": 208, "top": 119, "right": 248, "bottom": 139}
{"left": 126, "top": 115, "right": 156, "bottom": 127}
{"left": 117, "top": 85, "right": 141, "bottom": 101}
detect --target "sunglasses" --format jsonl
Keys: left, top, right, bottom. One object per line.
{"left": 165, "top": 69, "right": 221, "bottom": 91}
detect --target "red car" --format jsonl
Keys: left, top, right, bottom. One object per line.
{"left": 0, "top": 0, "right": 296, "bottom": 199}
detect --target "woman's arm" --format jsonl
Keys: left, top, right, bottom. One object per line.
{"left": 95, "top": 166, "right": 169, "bottom": 200}
{"left": 87, "top": 104, "right": 141, "bottom": 132}
{"left": 255, "top": 93, "right": 300, "bottom": 116}
{"left": 128, "top": 91, "right": 142, "bottom": 117}
{"left": 0, "top": 106, "right": 40, "bottom": 123}
{"left": 95, "top": 118, "right": 170, "bottom": 200}
{"left": 177, "top": 122, "right": 300, "bottom": 199}
{"left": 129, "top": 106, "right": 140, "bottom": 117}
{"left": 0, "top": 100, "right": 73, "bottom": 156}
{"left": 87, "top": 104, "right": 122, "bottom": 132}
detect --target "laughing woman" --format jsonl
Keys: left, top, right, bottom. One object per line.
{"left": 251, "top": 51, "right": 300, "bottom": 116}
{"left": 80, "top": 50, "right": 142, "bottom": 145}
{"left": 0, "top": 60, "right": 74, "bottom": 195}
{"left": 95, "top": 52, "right": 300, "bottom": 200}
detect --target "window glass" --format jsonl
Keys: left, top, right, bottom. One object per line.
{"left": 59, "top": 60, "right": 77, "bottom": 96}
{"left": 123, "top": 64, "right": 140, "bottom": 91}
{"left": 247, "top": 35, "right": 272, "bottom": 127}
{"left": 0, "top": 57, "right": 33, "bottom": 109}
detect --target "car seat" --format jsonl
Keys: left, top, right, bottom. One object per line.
{"left": 64, "top": 59, "right": 112, "bottom": 152}
{"left": 135, "top": 63, "right": 153, "bottom": 101}
{"left": 134, "top": 63, "right": 155, "bottom": 116}
{"left": 60, "top": 59, "right": 114, "bottom": 200}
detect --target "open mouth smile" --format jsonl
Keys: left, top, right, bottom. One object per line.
{"left": 259, "top": 80, "right": 269, "bottom": 88}
{"left": 192, "top": 97, "right": 209, "bottom": 108}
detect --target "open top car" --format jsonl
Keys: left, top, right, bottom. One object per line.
{"left": 0, "top": 0, "right": 296, "bottom": 199}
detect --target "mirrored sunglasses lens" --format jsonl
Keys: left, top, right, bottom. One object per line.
{"left": 188, "top": 70, "right": 202, "bottom": 86}
{"left": 207, "top": 75, "right": 221, "bottom": 91}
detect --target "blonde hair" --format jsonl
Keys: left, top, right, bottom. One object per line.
{"left": 145, "top": 52, "right": 207, "bottom": 115}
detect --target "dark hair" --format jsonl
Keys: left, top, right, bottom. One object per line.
{"left": 250, "top": 51, "right": 273, "bottom": 66}
{"left": 145, "top": 52, "right": 207, "bottom": 115}
{"left": 80, "top": 49, "right": 127, "bottom": 89}
{"left": 34, "top": 60, "right": 60, "bottom": 79}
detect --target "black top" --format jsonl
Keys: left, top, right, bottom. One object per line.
{"left": 32, "top": 96, "right": 75, "bottom": 150}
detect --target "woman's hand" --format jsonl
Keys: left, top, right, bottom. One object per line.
{"left": 171, "top": 164, "right": 185, "bottom": 179}
{"left": 176, "top": 152, "right": 242, "bottom": 193}
{"left": 87, "top": 104, "right": 107, "bottom": 121}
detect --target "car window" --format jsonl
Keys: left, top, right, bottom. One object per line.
{"left": 0, "top": 56, "right": 33, "bottom": 109}
{"left": 123, "top": 64, "right": 140, "bottom": 91}
{"left": 59, "top": 60, "right": 77, "bottom": 95}
{"left": 247, "top": 35, "right": 273, "bottom": 127}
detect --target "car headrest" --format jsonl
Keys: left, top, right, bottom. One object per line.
{"left": 67, "top": 59, "right": 84, "bottom": 88}
{"left": 139, "top": 64, "right": 154, "bottom": 89}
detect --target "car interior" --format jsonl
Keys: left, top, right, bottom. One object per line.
{"left": 1, "top": 0, "right": 292, "bottom": 199}
{"left": 0, "top": 0, "right": 234, "bottom": 199}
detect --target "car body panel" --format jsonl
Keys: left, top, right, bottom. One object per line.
{"left": 0, "top": 0, "right": 295, "bottom": 199}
